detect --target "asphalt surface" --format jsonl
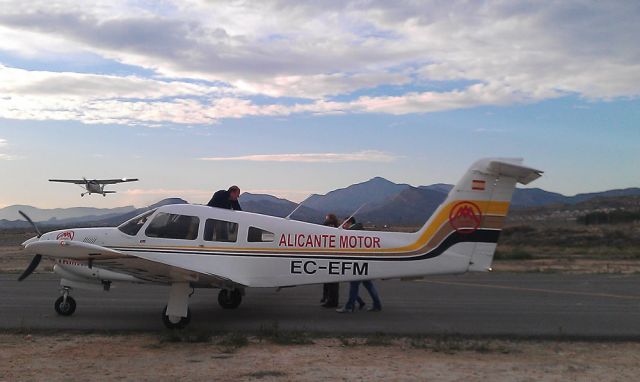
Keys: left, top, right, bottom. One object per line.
{"left": 2, "top": 273, "right": 640, "bottom": 338}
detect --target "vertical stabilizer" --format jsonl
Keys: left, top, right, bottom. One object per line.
{"left": 415, "top": 158, "right": 542, "bottom": 271}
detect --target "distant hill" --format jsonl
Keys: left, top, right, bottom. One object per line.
{"left": 511, "top": 187, "right": 640, "bottom": 208}
{"left": 419, "top": 183, "right": 453, "bottom": 194}
{"left": 567, "top": 188, "right": 640, "bottom": 204}
{"left": 1, "top": 182, "right": 639, "bottom": 230}
{"left": 305, "top": 177, "right": 410, "bottom": 215}
{"left": 416, "top": 185, "right": 640, "bottom": 208}
{"left": 358, "top": 187, "right": 446, "bottom": 227}
{"left": 0, "top": 204, "right": 136, "bottom": 222}
{"left": 507, "top": 195, "right": 640, "bottom": 224}
{"left": 512, "top": 188, "right": 567, "bottom": 207}
{"left": 239, "top": 193, "right": 325, "bottom": 223}
{"left": 93, "top": 198, "right": 189, "bottom": 226}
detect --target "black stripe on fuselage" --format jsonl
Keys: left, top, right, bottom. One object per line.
{"left": 109, "top": 229, "right": 500, "bottom": 262}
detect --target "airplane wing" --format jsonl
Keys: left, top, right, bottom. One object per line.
{"left": 49, "top": 179, "right": 86, "bottom": 184}
{"left": 25, "top": 240, "right": 126, "bottom": 260}
{"left": 95, "top": 178, "right": 139, "bottom": 184}
{"left": 24, "top": 240, "right": 239, "bottom": 286}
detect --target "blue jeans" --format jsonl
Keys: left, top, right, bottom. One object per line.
{"left": 345, "top": 280, "right": 382, "bottom": 310}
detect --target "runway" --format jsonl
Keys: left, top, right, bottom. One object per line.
{"left": 2, "top": 273, "right": 640, "bottom": 338}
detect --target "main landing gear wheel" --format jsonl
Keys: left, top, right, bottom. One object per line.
{"left": 54, "top": 295, "right": 77, "bottom": 316}
{"left": 218, "top": 289, "right": 242, "bottom": 309}
{"left": 162, "top": 306, "right": 191, "bottom": 329}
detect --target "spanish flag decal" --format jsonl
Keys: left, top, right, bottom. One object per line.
{"left": 472, "top": 179, "right": 486, "bottom": 191}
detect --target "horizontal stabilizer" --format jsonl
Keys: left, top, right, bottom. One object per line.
{"left": 487, "top": 160, "right": 543, "bottom": 185}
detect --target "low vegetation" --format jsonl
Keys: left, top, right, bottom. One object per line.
{"left": 257, "top": 322, "right": 314, "bottom": 345}
{"left": 498, "top": 223, "right": 640, "bottom": 259}
{"left": 409, "top": 335, "right": 512, "bottom": 354}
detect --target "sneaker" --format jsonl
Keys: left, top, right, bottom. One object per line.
{"left": 336, "top": 306, "right": 354, "bottom": 313}
{"left": 322, "top": 302, "right": 338, "bottom": 308}
{"left": 358, "top": 301, "right": 366, "bottom": 310}
{"left": 367, "top": 306, "right": 382, "bottom": 312}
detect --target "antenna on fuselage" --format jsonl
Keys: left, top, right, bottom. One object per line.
{"left": 338, "top": 202, "right": 368, "bottom": 230}
{"left": 285, "top": 195, "right": 312, "bottom": 220}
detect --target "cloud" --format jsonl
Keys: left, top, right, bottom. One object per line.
{"left": 200, "top": 150, "right": 398, "bottom": 163}
{"left": 0, "top": 138, "right": 18, "bottom": 160}
{"left": 0, "top": 68, "right": 539, "bottom": 124}
{"left": 0, "top": 1, "right": 638, "bottom": 125}
{"left": 0, "top": 65, "right": 222, "bottom": 99}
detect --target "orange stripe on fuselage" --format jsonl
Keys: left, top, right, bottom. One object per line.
{"left": 391, "top": 200, "right": 510, "bottom": 253}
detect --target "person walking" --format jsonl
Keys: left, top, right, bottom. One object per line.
{"left": 321, "top": 214, "right": 340, "bottom": 308}
{"left": 337, "top": 217, "right": 382, "bottom": 313}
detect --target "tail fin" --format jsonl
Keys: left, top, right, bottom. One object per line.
{"left": 416, "top": 158, "right": 542, "bottom": 271}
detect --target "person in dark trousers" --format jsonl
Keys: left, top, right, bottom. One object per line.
{"left": 321, "top": 214, "right": 340, "bottom": 308}
{"left": 337, "top": 217, "right": 382, "bottom": 313}
{"left": 207, "top": 185, "right": 242, "bottom": 210}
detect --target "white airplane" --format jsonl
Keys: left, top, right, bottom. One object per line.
{"left": 19, "top": 158, "right": 541, "bottom": 329}
{"left": 49, "top": 177, "right": 139, "bottom": 197}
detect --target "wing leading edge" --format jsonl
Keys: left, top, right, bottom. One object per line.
{"left": 24, "top": 240, "right": 236, "bottom": 286}
{"left": 49, "top": 179, "right": 86, "bottom": 184}
{"left": 48, "top": 178, "right": 138, "bottom": 184}
{"left": 96, "top": 178, "right": 139, "bottom": 184}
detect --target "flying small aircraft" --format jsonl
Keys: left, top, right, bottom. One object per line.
{"left": 19, "top": 158, "right": 541, "bottom": 329}
{"left": 49, "top": 177, "right": 139, "bottom": 197}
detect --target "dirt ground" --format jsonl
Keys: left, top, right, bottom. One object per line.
{"left": 1, "top": 334, "right": 639, "bottom": 382}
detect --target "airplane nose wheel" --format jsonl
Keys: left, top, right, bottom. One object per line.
{"left": 218, "top": 289, "right": 242, "bottom": 309}
{"left": 162, "top": 306, "right": 191, "bottom": 329}
{"left": 54, "top": 290, "right": 77, "bottom": 316}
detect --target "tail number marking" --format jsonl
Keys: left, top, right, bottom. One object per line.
{"left": 290, "top": 260, "right": 368, "bottom": 276}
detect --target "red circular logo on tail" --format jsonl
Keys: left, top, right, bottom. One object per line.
{"left": 448, "top": 201, "right": 482, "bottom": 234}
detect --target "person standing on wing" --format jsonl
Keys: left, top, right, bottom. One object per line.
{"left": 206, "top": 185, "right": 242, "bottom": 242}
{"left": 207, "top": 185, "right": 242, "bottom": 210}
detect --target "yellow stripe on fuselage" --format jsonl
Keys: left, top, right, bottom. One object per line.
{"left": 394, "top": 200, "right": 510, "bottom": 253}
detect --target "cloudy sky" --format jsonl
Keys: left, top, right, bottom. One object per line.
{"left": 0, "top": 0, "right": 638, "bottom": 209}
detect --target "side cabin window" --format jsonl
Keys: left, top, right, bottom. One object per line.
{"left": 204, "top": 219, "right": 238, "bottom": 243}
{"left": 145, "top": 212, "right": 200, "bottom": 240}
{"left": 118, "top": 209, "right": 156, "bottom": 236}
{"left": 248, "top": 226, "right": 275, "bottom": 242}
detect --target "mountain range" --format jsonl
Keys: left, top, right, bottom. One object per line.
{"left": 1, "top": 178, "right": 639, "bottom": 229}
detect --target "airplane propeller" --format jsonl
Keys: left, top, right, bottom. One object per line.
{"left": 18, "top": 210, "right": 43, "bottom": 281}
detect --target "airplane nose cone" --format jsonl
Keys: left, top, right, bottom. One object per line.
{"left": 21, "top": 236, "right": 40, "bottom": 249}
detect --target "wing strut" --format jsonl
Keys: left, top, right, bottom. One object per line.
{"left": 285, "top": 195, "right": 312, "bottom": 220}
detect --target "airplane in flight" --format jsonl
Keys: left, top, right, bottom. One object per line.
{"left": 49, "top": 177, "right": 139, "bottom": 197}
{"left": 18, "top": 158, "right": 541, "bottom": 329}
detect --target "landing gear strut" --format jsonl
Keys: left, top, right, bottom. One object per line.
{"left": 162, "top": 282, "right": 191, "bottom": 329}
{"left": 218, "top": 289, "right": 242, "bottom": 309}
{"left": 54, "top": 287, "right": 76, "bottom": 316}
{"left": 162, "top": 305, "right": 191, "bottom": 329}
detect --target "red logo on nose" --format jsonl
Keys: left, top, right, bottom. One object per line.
{"left": 448, "top": 201, "right": 482, "bottom": 234}
{"left": 56, "top": 231, "right": 74, "bottom": 241}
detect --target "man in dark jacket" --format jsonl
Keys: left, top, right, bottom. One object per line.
{"left": 207, "top": 185, "right": 242, "bottom": 210}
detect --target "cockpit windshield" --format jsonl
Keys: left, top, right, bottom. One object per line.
{"left": 117, "top": 209, "right": 156, "bottom": 236}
